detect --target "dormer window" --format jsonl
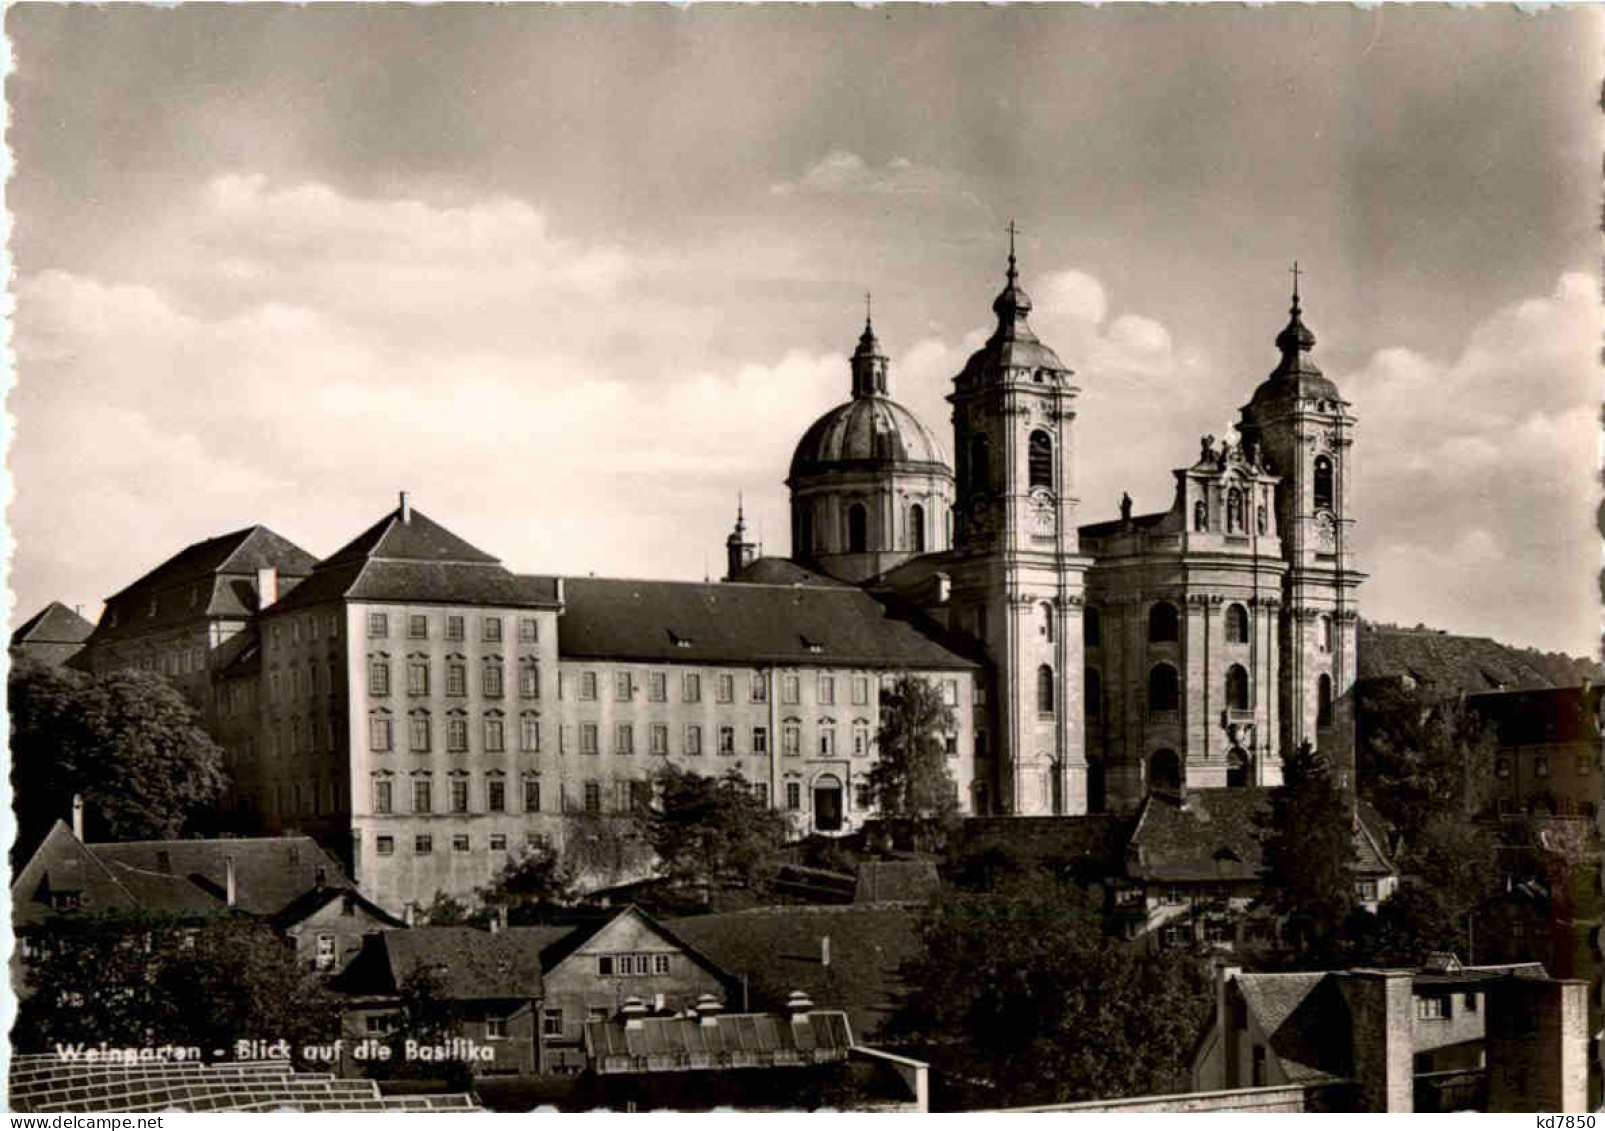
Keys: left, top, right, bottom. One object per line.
{"left": 668, "top": 630, "right": 694, "bottom": 649}
{"left": 801, "top": 636, "right": 824, "bottom": 655}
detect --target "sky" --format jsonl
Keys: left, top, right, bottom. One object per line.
{"left": 5, "top": 5, "right": 1600, "bottom": 657}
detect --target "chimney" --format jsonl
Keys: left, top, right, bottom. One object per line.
{"left": 224, "top": 854, "right": 237, "bottom": 908}
{"left": 404, "top": 902, "right": 416, "bottom": 927}
{"left": 555, "top": 577, "right": 565, "bottom": 607}
{"left": 399, "top": 491, "right": 411, "bottom": 524}
{"left": 934, "top": 572, "right": 951, "bottom": 605}
{"left": 70, "top": 794, "right": 84, "bottom": 840}
{"left": 821, "top": 935, "right": 831, "bottom": 967}
{"left": 256, "top": 567, "right": 278, "bottom": 611}
{"left": 694, "top": 993, "right": 723, "bottom": 1027}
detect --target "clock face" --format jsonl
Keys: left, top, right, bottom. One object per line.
{"left": 1315, "top": 511, "right": 1336, "bottom": 549}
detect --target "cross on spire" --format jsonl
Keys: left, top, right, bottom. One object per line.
{"left": 1006, "top": 219, "right": 1021, "bottom": 283}
{"left": 864, "top": 291, "right": 873, "bottom": 329}
{"left": 1289, "top": 260, "right": 1303, "bottom": 308}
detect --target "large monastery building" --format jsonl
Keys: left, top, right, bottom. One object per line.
{"left": 59, "top": 245, "right": 1361, "bottom": 913}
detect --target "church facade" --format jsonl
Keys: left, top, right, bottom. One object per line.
{"left": 763, "top": 248, "right": 1363, "bottom": 818}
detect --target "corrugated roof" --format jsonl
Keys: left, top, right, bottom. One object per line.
{"left": 584, "top": 1010, "right": 853, "bottom": 1074}
{"left": 558, "top": 577, "right": 979, "bottom": 669}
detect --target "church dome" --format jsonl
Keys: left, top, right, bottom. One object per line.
{"left": 788, "top": 396, "right": 950, "bottom": 482}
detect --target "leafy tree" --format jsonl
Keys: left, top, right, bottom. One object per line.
{"left": 1257, "top": 741, "right": 1358, "bottom": 965}
{"left": 418, "top": 891, "right": 482, "bottom": 927}
{"left": 1358, "top": 681, "right": 1499, "bottom": 841}
{"left": 10, "top": 661, "right": 227, "bottom": 862}
{"left": 562, "top": 809, "right": 653, "bottom": 892}
{"left": 1345, "top": 886, "right": 1467, "bottom": 968}
{"left": 370, "top": 964, "right": 472, "bottom": 1090}
{"left": 14, "top": 914, "right": 339, "bottom": 1062}
{"left": 866, "top": 675, "right": 961, "bottom": 850}
{"left": 635, "top": 765, "right": 788, "bottom": 897}
{"left": 889, "top": 879, "right": 1213, "bottom": 1109}
{"left": 478, "top": 835, "right": 575, "bottom": 922}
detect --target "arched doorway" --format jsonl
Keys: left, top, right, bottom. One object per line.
{"left": 813, "top": 774, "right": 844, "bottom": 832}
{"left": 1226, "top": 747, "right": 1250, "bottom": 788}
{"left": 1149, "top": 749, "right": 1182, "bottom": 793}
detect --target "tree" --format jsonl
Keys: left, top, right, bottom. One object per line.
{"left": 889, "top": 879, "right": 1213, "bottom": 1109}
{"left": 369, "top": 964, "right": 472, "bottom": 1090}
{"left": 1257, "top": 741, "right": 1358, "bottom": 966}
{"left": 10, "top": 660, "right": 227, "bottom": 861}
{"left": 14, "top": 914, "right": 340, "bottom": 1062}
{"left": 562, "top": 809, "right": 652, "bottom": 893}
{"left": 635, "top": 765, "right": 788, "bottom": 897}
{"left": 1358, "top": 681, "right": 1499, "bottom": 842}
{"left": 478, "top": 835, "right": 575, "bottom": 922}
{"left": 866, "top": 675, "right": 960, "bottom": 849}
{"left": 418, "top": 891, "right": 481, "bottom": 927}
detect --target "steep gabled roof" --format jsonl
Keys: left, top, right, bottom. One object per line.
{"left": 12, "top": 602, "right": 94, "bottom": 648}
{"left": 321, "top": 507, "right": 500, "bottom": 568}
{"left": 558, "top": 577, "right": 980, "bottom": 669}
{"left": 269, "top": 886, "right": 408, "bottom": 932}
{"left": 11, "top": 821, "right": 140, "bottom": 927}
{"left": 86, "top": 835, "right": 348, "bottom": 917}
{"left": 350, "top": 926, "right": 561, "bottom": 1000}
{"left": 103, "top": 526, "right": 316, "bottom": 604}
{"left": 1234, "top": 972, "right": 1351, "bottom": 1082}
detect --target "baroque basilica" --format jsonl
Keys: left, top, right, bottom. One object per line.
{"left": 735, "top": 244, "right": 1363, "bottom": 817}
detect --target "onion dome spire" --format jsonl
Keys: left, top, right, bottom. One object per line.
{"left": 989, "top": 220, "right": 1038, "bottom": 343}
{"left": 1275, "top": 260, "right": 1317, "bottom": 362}
{"left": 850, "top": 292, "right": 890, "bottom": 399}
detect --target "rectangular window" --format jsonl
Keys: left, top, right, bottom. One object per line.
{"left": 820, "top": 728, "right": 836, "bottom": 757}
{"left": 649, "top": 672, "right": 667, "bottom": 702}
{"left": 415, "top": 834, "right": 433, "bottom": 855}
{"left": 485, "top": 716, "right": 506, "bottom": 753}
{"left": 520, "top": 662, "right": 541, "bottom": 699}
{"left": 453, "top": 834, "right": 470, "bottom": 853}
{"left": 783, "top": 725, "right": 801, "bottom": 757}
{"left": 413, "top": 780, "right": 433, "bottom": 814}
{"left": 368, "top": 612, "right": 388, "bottom": 639}
{"left": 616, "top": 670, "right": 633, "bottom": 701}
{"left": 616, "top": 723, "right": 635, "bottom": 755}
{"left": 446, "top": 615, "right": 465, "bottom": 642}
{"left": 446, "top": 660, "right": 466, "bottom": 697}
{"left": 376, "top": 835, "right": 394, "bottom": 856}
{"left": 943, "top": 679, "right": 959, "bottom": 706}
{"left": 488, "top": 779, "right": 506, "bottom": 812}
{"left": 685, "top": 724, "right": 702, "bottom": 756}
{"left": 1464, "top": 992, "right": 1478, "bottom": 1014}
{"left": 369, "top": 716, "right": 393, "bottom": 753}
{"left": 408, "top": 659, "right": 429, "bottom": 696}
{"left": 580, "top": 671, "right": 598, "bottom": 701}
{"left": 853, "top": 725, "right": 870, "bottom": 757}
{"left": 654, "top": 954, "right": 671, "bottom": 975}
{"left": 521, "top": 716, "right": 540, "bottom": 752}
{"left": 786, "top": 782, "right": 801, "bottom": 810}
{"left": 451, "top": 779, "right": 470, "bottom": 813}
{"left": 1536, "top": 755, "right": 1550, "bottom": 778}
{"left": 717, "top": 673, "right": 734, "bottom": 703}
{"left": 581, "top": 723, "right": 599, "bottom": 755}
{"left": 584, "top": 782, "right": 602, "bottom": 812}
{"left": 519, "top": 617, "right": 539, "bottom": 643}
{"left": 683, "top": 673, "right": 701, "bottom": 703}
{"left": 719, "top": 725, "right": 735, "bottom": 755}
{"left": 819, "top": 675, "right": 836, "bottom": 705}
{"left": 598, "top": 955, "right": 615, "bottom": 976}
{"left": 751, "top": 672, "right": 768, "bottom": 702}
{"left": 483, "top": 660, "right": 504, "bottom": 698}
{"left": 486, "top": 1016, "right": 507, "bottom": 1040}
{"left": 1416, "top": 996, "right": 1450, "bottom": 1020}
{"left": 651, "top": 724, "right": 669, "bottom": 755}
{"left": 369, "top": 659, "right": 390, "bottom": 697}
{"left": 408, "top": 614, "right": 428, "bottom": 640}
{"left": 484, "top": 616, "right": 503, "bottom": 643}
{"left": 448, "top": 715, "right": 468, "bottom": 752}
{"left": 542, "top": 1009, "right": 564, "bottom": 1038}
{"left": 753, "top": 727, "right": 768, "bottom": 755}
{"left": 524, "top": 778, "right": 541, "bottom": 813}
{"left": 782, "top": 674, "right": 800, "bottom": 704}
{"left": 409, "top": 715, "right": 430, "bottom": 753}
{"left": 490, "top": 833, "right": 507, "bottom": 852}
{"left": 852, "top": 676, "right": 869, "bottom": 705}
{"left": 373, "top": 780, "right": 393, "bottom": 814}
{"left": 945, "top": 734, "right": 958, "bottom": 758}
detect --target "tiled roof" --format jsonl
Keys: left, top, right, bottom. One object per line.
{"left": 1234, "top": 972, "right": 1349, "bottom": 1082}
{"left": 1127, "top": 789, "right": 1394, "bottom": 883}
{"left": 584, "top": 1010, "right": 854, "bottom": 1074}
{"left": 725, "top": 557, "right": 852, "bottom": 588}
{"left": 1467, "top": 685, "right": 1602, "bottom": 746}
{"left": 557, "top": 577, "right": 980, "bottom": 669}
{"left": 1358, "top": 623, "right": 1602, "bottom": 693}
{"left": 852, "top": 861, "right": 941, "bottom": 904}
{"left": 102, "top": 526, "right": 316, "bottom": 604}
{"left": 268, "top": 507, "right": 560, "bottom": 614}
{"left": 345, "top": 925, "right": 561, "bottom": 1000}
{"left": 7, "top": 1055, "right": 480, "bottom": 1113}
{"left": 12, "top": 602, "right": 95, "bottom": 647}
{"left": 269, "top": 886, "right": 407, "bottom": 932}
{"left": 85, "top": 835, "right": 349, "bottom": 917}
{"left": 668, "top": 904, "right": 918, "bottom": 1041}
{"left": 11, "top": 822, "right": 140, "bottom": 927}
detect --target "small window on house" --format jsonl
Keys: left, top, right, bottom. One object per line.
{"left": 453, "top": 835, "right": 470, "bottom": 853}
{"left": 519, "top": 617, "right": 538, "bottom": 643}
{"left": 376, "top": 835, "right": 394, "bottom": 856}
{"left": 414, "top": 834, "right": 433, "bottom": 855}
{"left": 446, "top": 615, "right": 465, "bottom": 641}
{"left": 786, "top": 781, "right": 802, "bottom": 810}
{"left": 1416, "top": 995, "right": 1450, "bottom": 1021}
{"left": 483, "top": 616, "right": 503, "bottom": 643}
{"left": 368, "top": 612, "right": 388, "bottom": 639}
{"left": 488, "top": 779, "right": 506, "bottom": 812}
{"left": 1535, "top": 755, "right": 1550, "bottom": 778}
{"left": 408, "top": 614, "right": 428, "bottom": 639}
{"left": 583, "top": 782, "right": 602, "bottom": 812}
{"left": 751, "top": 672, "right": 768, "bottom": 702}
{"left": 683, "top": 673, "right": 701, "bottom": 703}
{"left": 542, "top": 1009, "right": 564, "bottom": 1038}
{"left": 616, "top": 671, "right": 633, "bottom": 701}
{"left": 486, "top": 1016, "right": 507, "bottom": 1040}
{"left": 781, "top": 674, "right": 799, "bottom": 704}
{"left": 649, "top": 672, "right": 668, "bottom": 702}
{"left": 1226, "top": 604, "right": 1250, "bottom": 644}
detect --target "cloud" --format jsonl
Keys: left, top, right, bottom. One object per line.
{"left": 769, "top": 150, "right": 948, "bottom": 197}
{"left": 1035, "top": 270, "right": 1107, "bottom": 325}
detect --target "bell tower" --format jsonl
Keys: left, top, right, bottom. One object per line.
{"left": 1237, "top": 268, "right": 1365, "bottom": 785}
{"left": 945, "top": 227, "right": 1092, "bottom": 815}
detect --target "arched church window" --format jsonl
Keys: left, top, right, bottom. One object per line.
{"left": 1085, "top": 668, "right": 1102, "bottom": 718}
{"left": 1148, "top": 663, "right": 1180, "bottom": 713}
{"left": 909, "top": 503, "right": 926, "bottom": 553}
{"left": 1226, "top": 664, "right": 1250, "bottom": 711}
{"left": 848, "top": 504, "right": 868, "bottom": 554}
{"left": 1317, "top": 674, "right": 1333, "bottom": 729}
{"left": 1193, "top": 500, "right": 1207, "bottom": 532}
{"left": 969, "top": 435, "right": 990, "bottom": 495}
{"left": 1148, "top": 602, "right": 1179, "bottom": 644}
{"left": 1084, "top": 606, "right": 1101, "bottom": 648}
{"left": 1314, "top": 456, "right": 1334, "bottom": 511}
{"left": 1028, "top": 430, "right": 1053, "bottom": 490}
{"left": 798, "top": 507, "right": 814, "bottom": 559}
{"left": 1036, "top": 665, "right": 1055, "bottom": 715}
{"left": 1227, "top": 489, "right": 1244, "bottom": 533}
{"left": 1040, "top": 602, "right": 1054, "bottom": 643}
{"left": 1148, "top": 749, "right": 1182, "bottom": 793}
{"left": 1225, "top": 603, "right": 1250, "bottom": 644}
